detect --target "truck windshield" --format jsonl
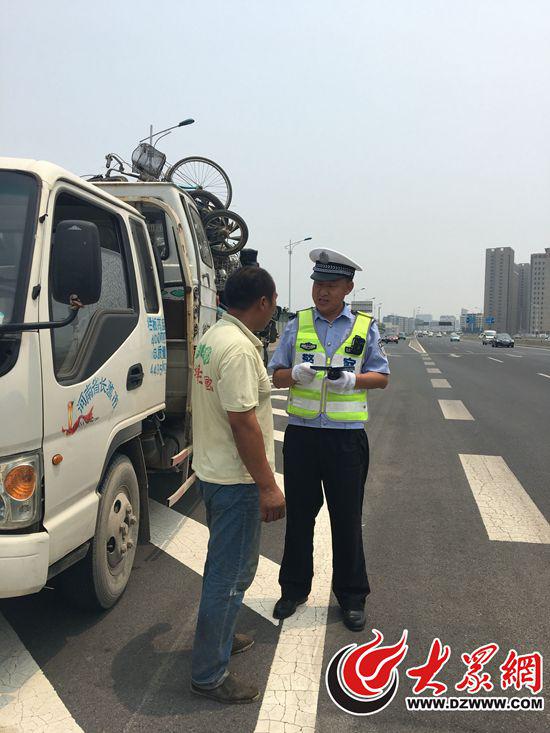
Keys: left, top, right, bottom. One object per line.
{"left": 0, "top": 171, "right": 39, "bottom": 326}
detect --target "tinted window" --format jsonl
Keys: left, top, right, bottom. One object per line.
{"left": 187, "top": 201, "right": 213, "bottom": 268}
{"left": 0, "top": 171, "right": 38, "bottom": 325}
{"left": 50, "top": 192, "right": 133, "bottom": 377}
{"left": 130, "top": 219, "right": 159, "bottom": 313}
{"left": 140, "top": 203, "right": 170, "bottom": 260}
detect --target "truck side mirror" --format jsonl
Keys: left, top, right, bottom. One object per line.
{"left": 51, "top": 220, "right": 102, "bottom": 305}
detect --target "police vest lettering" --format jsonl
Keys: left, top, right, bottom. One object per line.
{"left": 287, "top": 308, "right": 372, "bottom": 422}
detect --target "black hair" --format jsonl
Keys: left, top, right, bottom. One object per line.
{"left": 223, "top": 266, "right": 276, "bottom": 310}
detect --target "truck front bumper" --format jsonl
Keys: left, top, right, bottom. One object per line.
{"left": 0, "top": 531, "right": 50, "bottom": 598}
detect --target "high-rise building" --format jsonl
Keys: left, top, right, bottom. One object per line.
{"left": 516, "top": 263, "right": 531, "bottom": 333}
{"left": 460, "top": 311, "right": 484, "bottom": 333}
{"left": 529, "top": 248, "right": 550, "bottom": 333}
{"left": 484, "top": 247, "right": 516, "bottom": 333}
{"left": 383, "top": 314, "right": 415, "bottom": 333}
{"left": 416, "top": 313, "right": 433, "bottom": 324}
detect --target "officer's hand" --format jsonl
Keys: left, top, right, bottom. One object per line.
{"left": 259, "top": 484, "right": 286, "bottom": 523}
{"left": 328, "top": 370, "right": 357, "bottom": 393}
{"left": 291, "top": 363, "right": 316, "bottom": 385}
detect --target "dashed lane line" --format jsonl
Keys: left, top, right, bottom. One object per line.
{"left": 438, "top": 400, "right": 474, "bottom": 420}
{"left": 272, "top": 408, "right": 287, "bottom": 417}
{"left": 0, "top": 613, "right": 83, "bottom": 732}
{"left": 426, "top": 368, "right": 441, "bottom": 373}
{"left": 431, "top": 378, "right": 452, "bottom": 389}
{"left": 488, "top": 357, "right": 504, "bottom": 363}
{"left": 459, "top": 455, "right": 550, "bottom": 544}
{"left": 449, "top": 354, "right": 461, "bottom": 358}
{"left": 274, "top": 429, "right": 286, "bottom": 443}
{"left": 424, "top": 361, "right": 436, "bottom": 366}
{"left": 507, "top": 354, "right": 523, "bottom": 358}
{"left": 538, "top": 373, "right": 550, "bottom": 379}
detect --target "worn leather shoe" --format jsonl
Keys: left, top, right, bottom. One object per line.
{"left": 273, "top": 597, "right": 308, "bottom": 619}
{"left": 342, "top": 608, "right": 366, "bottom": 632}
{"left": 191, "top": 672, "right": 260, "bottom": 704}
{"left": 231, "top": 633, "right": 254, "bottom": 655}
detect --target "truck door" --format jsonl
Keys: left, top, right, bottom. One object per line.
{"left": 38, "top": 185, "right": 164, "bottom": 566}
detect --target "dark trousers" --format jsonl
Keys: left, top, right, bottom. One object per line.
{"left": 279, "top": 425, "right": 370, "bottom": 610}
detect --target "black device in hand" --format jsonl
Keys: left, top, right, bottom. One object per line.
{"left": 310, "top": 365, "right": 353, "bottom": 381}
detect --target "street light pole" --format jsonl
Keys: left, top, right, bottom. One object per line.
{"left": 377, "top": 303, "right": 383, "bottom": 322}
{"left": 285, "top": 236, "right": 312, "bottom": 311}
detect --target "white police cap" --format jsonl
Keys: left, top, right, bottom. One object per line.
{"left": 309, "top": 248, "right": 363, "bottom": 282}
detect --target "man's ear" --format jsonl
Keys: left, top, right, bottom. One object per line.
{"left": 345, "top": 279, "right": 355, "bottom": 295}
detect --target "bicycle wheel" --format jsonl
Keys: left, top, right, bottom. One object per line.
{"left": 165, "top": 156, "right": 232, "bottom": 208}
{"left": 203, "top": 209, "right": 248, "bottom": 255}
{"left": 189, "top": 190, "right": 224, "bottom": 219}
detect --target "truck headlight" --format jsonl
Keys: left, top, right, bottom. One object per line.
{"left": 0, "top": 453, "right": 42, "bottom": 529}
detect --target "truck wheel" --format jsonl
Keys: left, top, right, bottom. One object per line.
{"left": 58, "top": 455, "right": 140, "bottom": 610}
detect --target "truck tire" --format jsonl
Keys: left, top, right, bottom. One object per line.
{"left": 58, "top": 455, "right": 140, "bottom": 610}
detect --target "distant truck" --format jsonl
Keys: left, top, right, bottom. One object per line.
{"left": 0, "top": 159, "right": 239, "bottom": 608}
{"left": 482, "top": 330, "right": 497, "bottom": 345}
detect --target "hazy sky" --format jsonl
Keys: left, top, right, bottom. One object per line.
{"left": 3, "top": 0, "right": 550, "bottom": 318}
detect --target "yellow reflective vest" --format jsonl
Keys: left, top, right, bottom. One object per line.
{"left": 287, "top": 308, "right": 372, "bottom": 422}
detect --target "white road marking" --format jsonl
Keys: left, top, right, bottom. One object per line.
{"left": 467, "top": 350, "right": 475, "bottom": 354}
{"left": 409, "top": 339, "right": 426, "bottom": 354}
{"left": 274, "top": 429, "right": 286, "bottom": 443}
{"left": 149, "top": 501, "right": 281, "bottom": 625}
{"left": 271, "top": 388, "right": 288, "bottom": 394}
{"left": 426, "top": 367, "right": 442, "bottom": 373}
{"left": 272, "top": 407, "right": 287, "bottom": 417}
{"left": 459, "top": 455, "right": 550, "bottom": 543}
{"left": 537, "top": 373, "right": 550, "bottom": 379}
{"left": 506, "top": 354, "right": 523, "bottom": 358}
{"left": 424, "top": 361, "right": 436, "bottom": 366}
{"left": 488, "top": 357, "right": 504, "bottom": 363}
{"left": 438, "top": 400, "right": 474, "bottom": 420}
{"left": 431, "top": 378, "right": 452, "bottom": 388}
{"left": 0, "top": 613, "right": 83, "bottom": 732}
{"left": 449, "top": 353, "right": 461, "bottom": 358}
{"left": 271, "top": 395, "right": 287, "bottom": 404}
{"left": 255, "top": 500, "right": 332, "bottom": 733}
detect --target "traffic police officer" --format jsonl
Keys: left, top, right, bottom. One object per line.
{"left": 269, "top": 249, "right": 390, "bottom": 631}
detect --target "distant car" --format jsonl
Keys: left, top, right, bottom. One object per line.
{"left": 381, "top": 334, "right": 399, "bottom": 344}
{"left": 436, "top": 332, "right": 442, "bottom": 337}
{"left": 482, "top": 330, "right": 497, "bottom": 345}
{"left": 450, "top": 333, "right": 461, "bottom": 342}
{"left": 478, "top": 332, "right": 485, "bottom": 339}
{"left": 398, "top": 332, "right": 407, "bottom": 340}
{"left": 492, "top": 333, "right": 515, "bottom": 348}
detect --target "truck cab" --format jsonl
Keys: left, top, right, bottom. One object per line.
{"left": 0, "top": 159, "right": 213, "bottom": 607}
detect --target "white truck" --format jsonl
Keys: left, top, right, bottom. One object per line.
{"left": 0, "top": 158, "right": 231, "bottom": 608}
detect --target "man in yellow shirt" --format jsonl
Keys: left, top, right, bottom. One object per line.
{"left": 190, "top": 266, "right": 286, "bottom": 705}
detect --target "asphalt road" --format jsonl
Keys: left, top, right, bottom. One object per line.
{"left": 1, "top": 336, "right": 549, "bottom": 732}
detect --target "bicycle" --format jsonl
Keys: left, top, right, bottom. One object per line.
{"left": 90, "top": 120, "right": 248, "bottom": 255}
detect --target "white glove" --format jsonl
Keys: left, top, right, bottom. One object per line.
{"left": 328, "top": 370, "right": 356, "bottom": 393}
{"left": 292, "top": 363, "right": 316, "bottom": 385}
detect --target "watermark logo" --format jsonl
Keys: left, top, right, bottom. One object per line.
{"left": 325, "top": 629, "right": 409, "bottom": 715}
{"left": 326, "top": 631, "right": 544, "bottom": 715}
